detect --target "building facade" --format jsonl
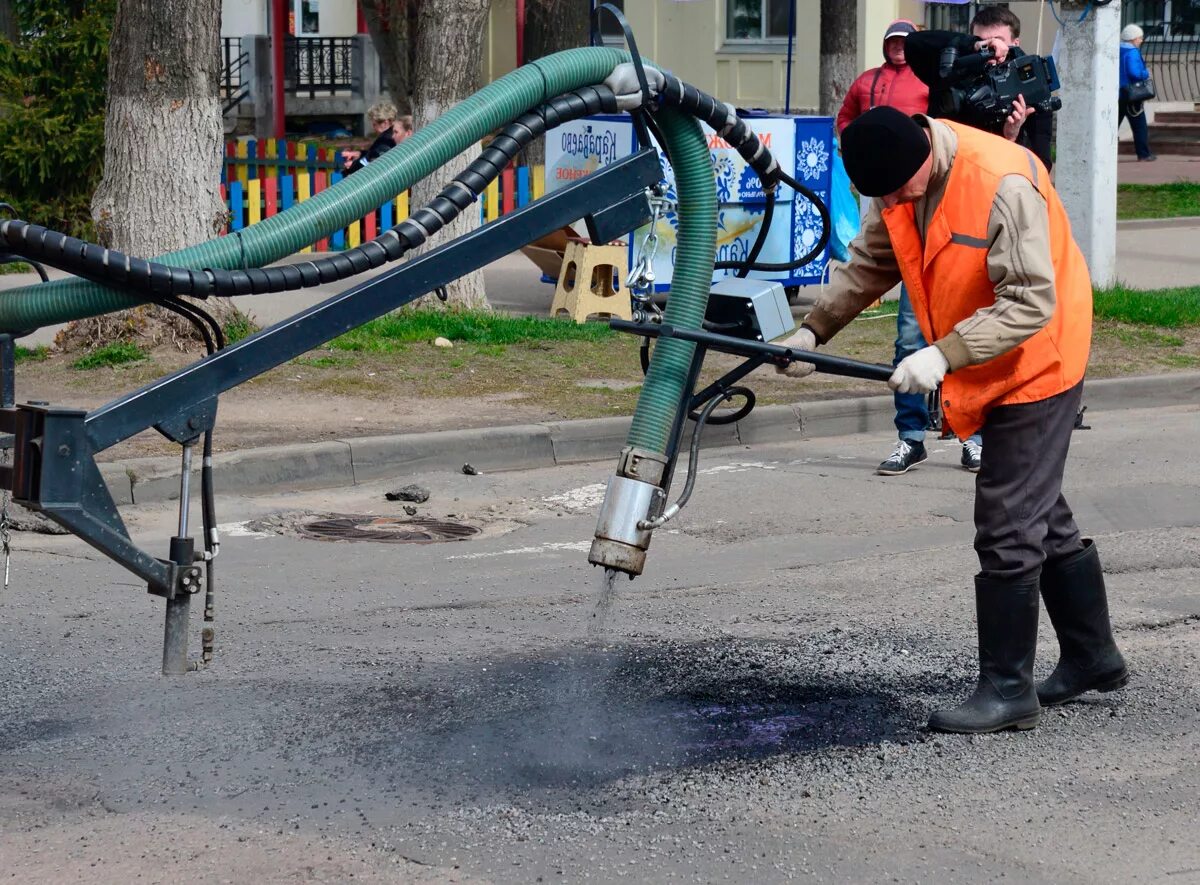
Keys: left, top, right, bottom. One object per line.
{"left": 219, "top": 1, "right": 1085, "bottom": 131}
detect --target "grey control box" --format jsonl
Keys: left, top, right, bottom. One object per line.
{"left": 705, "top": 277, "right": 795, "bottom": 344}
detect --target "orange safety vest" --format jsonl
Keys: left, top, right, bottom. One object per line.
{"left": 881, "top": 120, "right": 1092, "bottom": 438}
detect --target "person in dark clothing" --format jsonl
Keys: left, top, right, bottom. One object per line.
{"left": 1119, "top": 24, "right": 1156, "bottom": 161}
{"left": 341, "top": 100, "right": 398, "bottom": 176}
{"left": 905, "top": 6, "right": 1054, "bottom": 172}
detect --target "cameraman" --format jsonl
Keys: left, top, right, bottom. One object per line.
{"left": 906, "top": 7, "right": 1053, "bottom": 171}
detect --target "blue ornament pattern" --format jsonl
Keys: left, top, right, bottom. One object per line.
{"left": 796, "top": 136, "right": 831, "bottom": 182}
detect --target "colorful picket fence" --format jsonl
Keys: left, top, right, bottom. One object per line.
{"left": 220, "top": 137, "right": 546, "bottom": 253}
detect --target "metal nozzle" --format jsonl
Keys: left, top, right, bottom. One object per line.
{"left": 588, "top": 473, "right": 665, "bottom": 577}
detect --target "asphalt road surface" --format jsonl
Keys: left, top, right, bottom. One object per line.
{"left": 1, "top": 402, "right": 1198, "bottom": 883}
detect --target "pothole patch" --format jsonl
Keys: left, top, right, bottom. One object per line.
{"left": 245, "top": 511, "right": 521, "bottom": 543}
{"left": 298, "top": 515, "right": 481, "bottom": 543}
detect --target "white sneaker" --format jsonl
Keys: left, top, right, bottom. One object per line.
{"left": 961, "top": 439, "right": 982, "bottom": 473}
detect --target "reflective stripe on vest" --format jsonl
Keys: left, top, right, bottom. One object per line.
{"left": 881, "top": 120, "right": 1092, "bottom": 437}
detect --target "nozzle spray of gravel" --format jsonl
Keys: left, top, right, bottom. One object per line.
{"left": 587, "top": 567, "right": 623, "bottom": 639}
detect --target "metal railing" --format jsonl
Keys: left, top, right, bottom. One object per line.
{"left": 284, "top": 36, "right": 359, "bottom": 99}
{"left": 1125, "top": 0, "right": 1200, "bottom": 103}
{"left": 220, "top": 37, "right": 250, "bottom": 114}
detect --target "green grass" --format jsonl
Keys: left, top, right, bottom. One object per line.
{"left": 1117, "top": 182, "right": 1200, "bottom": 220}
{"left": 860, "top": 300, "right": 900, "bottom": 318}
{"left": 223, "top": 313, "right": 258, "bottom": 345}
{"left": 72, "top": 341, "right": 147, "bottom": 370}
{"left": 0, "top": 262, "right": 32, "bottom": 274}
{"left": 330, "top": 308, "right": 614, "bottom": 353}
{"left": 14, "top": 345, "right": 49, "bottom": 363}
{"left": 295, "top": 354, "right": 358, "bottom": 368}
{"left": 1110, "top": 327, "right": 1184, "bottom": 347}
{"left": 1094, "top": 284, "right": 1200, "bottom": 328}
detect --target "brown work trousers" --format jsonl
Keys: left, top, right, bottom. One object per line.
{"left": 973, "top": 381, "right": 1085, "bottom": 581}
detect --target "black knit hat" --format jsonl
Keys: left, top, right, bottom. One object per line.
{"left": 841, "top": 106, "right": 931, "bottom": 198}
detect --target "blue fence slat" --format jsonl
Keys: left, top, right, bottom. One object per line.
{"left": 330, "top": 172, "right": 345, "bottom": 249}
{"left": 280, "top": 174, "right": 294, "bottom": 212}
{"left": 229, "top": 181, "right": 244, "bottom": 231}
{"left": 517, "top": 166, "right": 530, "bottom": 207}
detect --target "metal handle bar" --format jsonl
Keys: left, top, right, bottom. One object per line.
{"left": 609, "top": 320, "right": 895, "bottom": 383}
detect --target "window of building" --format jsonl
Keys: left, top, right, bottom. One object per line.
{"left": 297, "top": 0, "right": 319, "bottom": 35}
{"left": 924, "top": 2, "right": 1010, "bottom": 32}
{"left": 727, "top": 0, "right": 792, "bottom": 42}
{"left": 1124, "top": 0, "right": 1199, "bottom": 38}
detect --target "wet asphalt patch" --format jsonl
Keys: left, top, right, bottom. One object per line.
{"left": 324, "top": 638, "right": 943, "bottom": 800}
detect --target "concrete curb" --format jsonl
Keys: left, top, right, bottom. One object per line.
{"left": 107, "top": 372, "right": 1200, "bottom": 504}
{"left": 1116, "top": 216, "right": 1200, "bottom": 231}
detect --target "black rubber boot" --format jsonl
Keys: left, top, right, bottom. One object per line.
{"left": 928, "top": 576, "right": 1042, "bottom": 734}
{"left": 1037, "top": 540, "right": 1128, "bottom": 706}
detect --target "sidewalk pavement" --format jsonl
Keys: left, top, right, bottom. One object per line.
{"left": 1118, "top": 154, "right": 1200, "bottom": 185}
{"left": 101, "top": 371, "right": 1200, "bottom": 506}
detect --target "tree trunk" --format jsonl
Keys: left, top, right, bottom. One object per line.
{"left": 360, "top": 0, "right": 416, "bottom": 114}
{"left": 81, "top": 0, "right": 238, "bottom": 351}
{"left": 410, "top": 0, "right": 493, "bottom": 310}
{"left": 0, "top": 0, "right": 18, "bottom": 44}
{"left": 524, "top": 0, "right": 588, "bottom": 64}
{"left": 520, "top": 0, "right": 590, "bottom": 167}
{"left": 92, "top": 0, "right": 225, "bottom": 254}
{"left": 819, "top": 0, "right": 856, "bottom": 117}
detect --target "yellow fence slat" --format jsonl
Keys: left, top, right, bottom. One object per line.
{"left": 485, "top": 178, "right": 500, "bottom": 222}
{"left": 396, "top": 190, "right": 409, "bottom": 220}
{"left": 297, "top": 171, "right": 311, "bottom": 253}
{"left": 532, "top": 165, "right": 544, "bottom": 201}
{"left": 348, "top": 219, "right": 361, "bottom": 249}
{"left": 236, "top": 140, "right": 249, "bottom": 185}
{"left": 247, "top": 178, "right": 261, "bottom": 226}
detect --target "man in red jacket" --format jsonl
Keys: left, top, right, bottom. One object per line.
{"left": 836, "top": 20, "right": 929, "bottom": 135}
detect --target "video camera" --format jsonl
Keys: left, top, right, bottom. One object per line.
{"left": 938, "top": 44, "right": 1062, "bottom": 129}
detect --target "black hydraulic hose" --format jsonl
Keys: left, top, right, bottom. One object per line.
{"left": 658, "top": 76, "right": 780, "bottom": 185}
{"left": 156, "top": 298, "right": 217, "bottom": 353}
{"left": 157, "top": 295, "right": 221, "bottom": 666}
{"left": 0, "top": 85, "right": 621, "bottom": 300}
{"left": 0, "top": 72, "right": 831, "bottom": 300}
{"left": 639, "top": 385, "right": 749, "bottom": 530}
{"left": 654, "top": 77, "right": 830, "bottom": 274}
{"left": 739, "top": 167, "right": 832, "bottom": 271}
{"left": 200, "top": 425, "right": 217, "bottom": 665}
{"left": 726, "top": 187, "right": 775, "bottom": 277}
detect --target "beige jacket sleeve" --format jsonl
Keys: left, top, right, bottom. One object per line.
{"left": 935, "top": 174, "right": 1058, "bottom": 371}
{"left": 802, "top": 200, "right": 903, "bottom": 344}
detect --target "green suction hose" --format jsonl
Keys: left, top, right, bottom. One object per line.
{"left": 0, "top": 47, "right": 636, "bottom": 333}
{"left": 623, "top": 106, "right": 716, "bottom": 457}
{"left": 3, "top": 46, "right": 719, "bottom": 482}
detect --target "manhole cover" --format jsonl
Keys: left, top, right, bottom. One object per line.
{"left": 297, "top": 515, "right": 481, "bottom": 544}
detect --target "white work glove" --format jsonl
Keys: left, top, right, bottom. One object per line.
{"left": 774, "top": 326, "right": 819, "bottom": 379}
{"left": 889, "top": 344, "right": 949, "bottom": 394}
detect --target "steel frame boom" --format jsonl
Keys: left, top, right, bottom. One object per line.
{"left": 0, "top": 149, "right": 662, "bottom": 598}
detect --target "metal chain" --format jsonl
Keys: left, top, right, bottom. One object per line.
{"left": 627, "top": 184, "right": 675, "bottom": 302}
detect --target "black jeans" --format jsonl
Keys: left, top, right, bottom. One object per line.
{"left": 973, "top": 382, "right": 1085, "bottom": 581}
{"left": 1119, "top": 97, "right": 1153, "bottom": 159}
